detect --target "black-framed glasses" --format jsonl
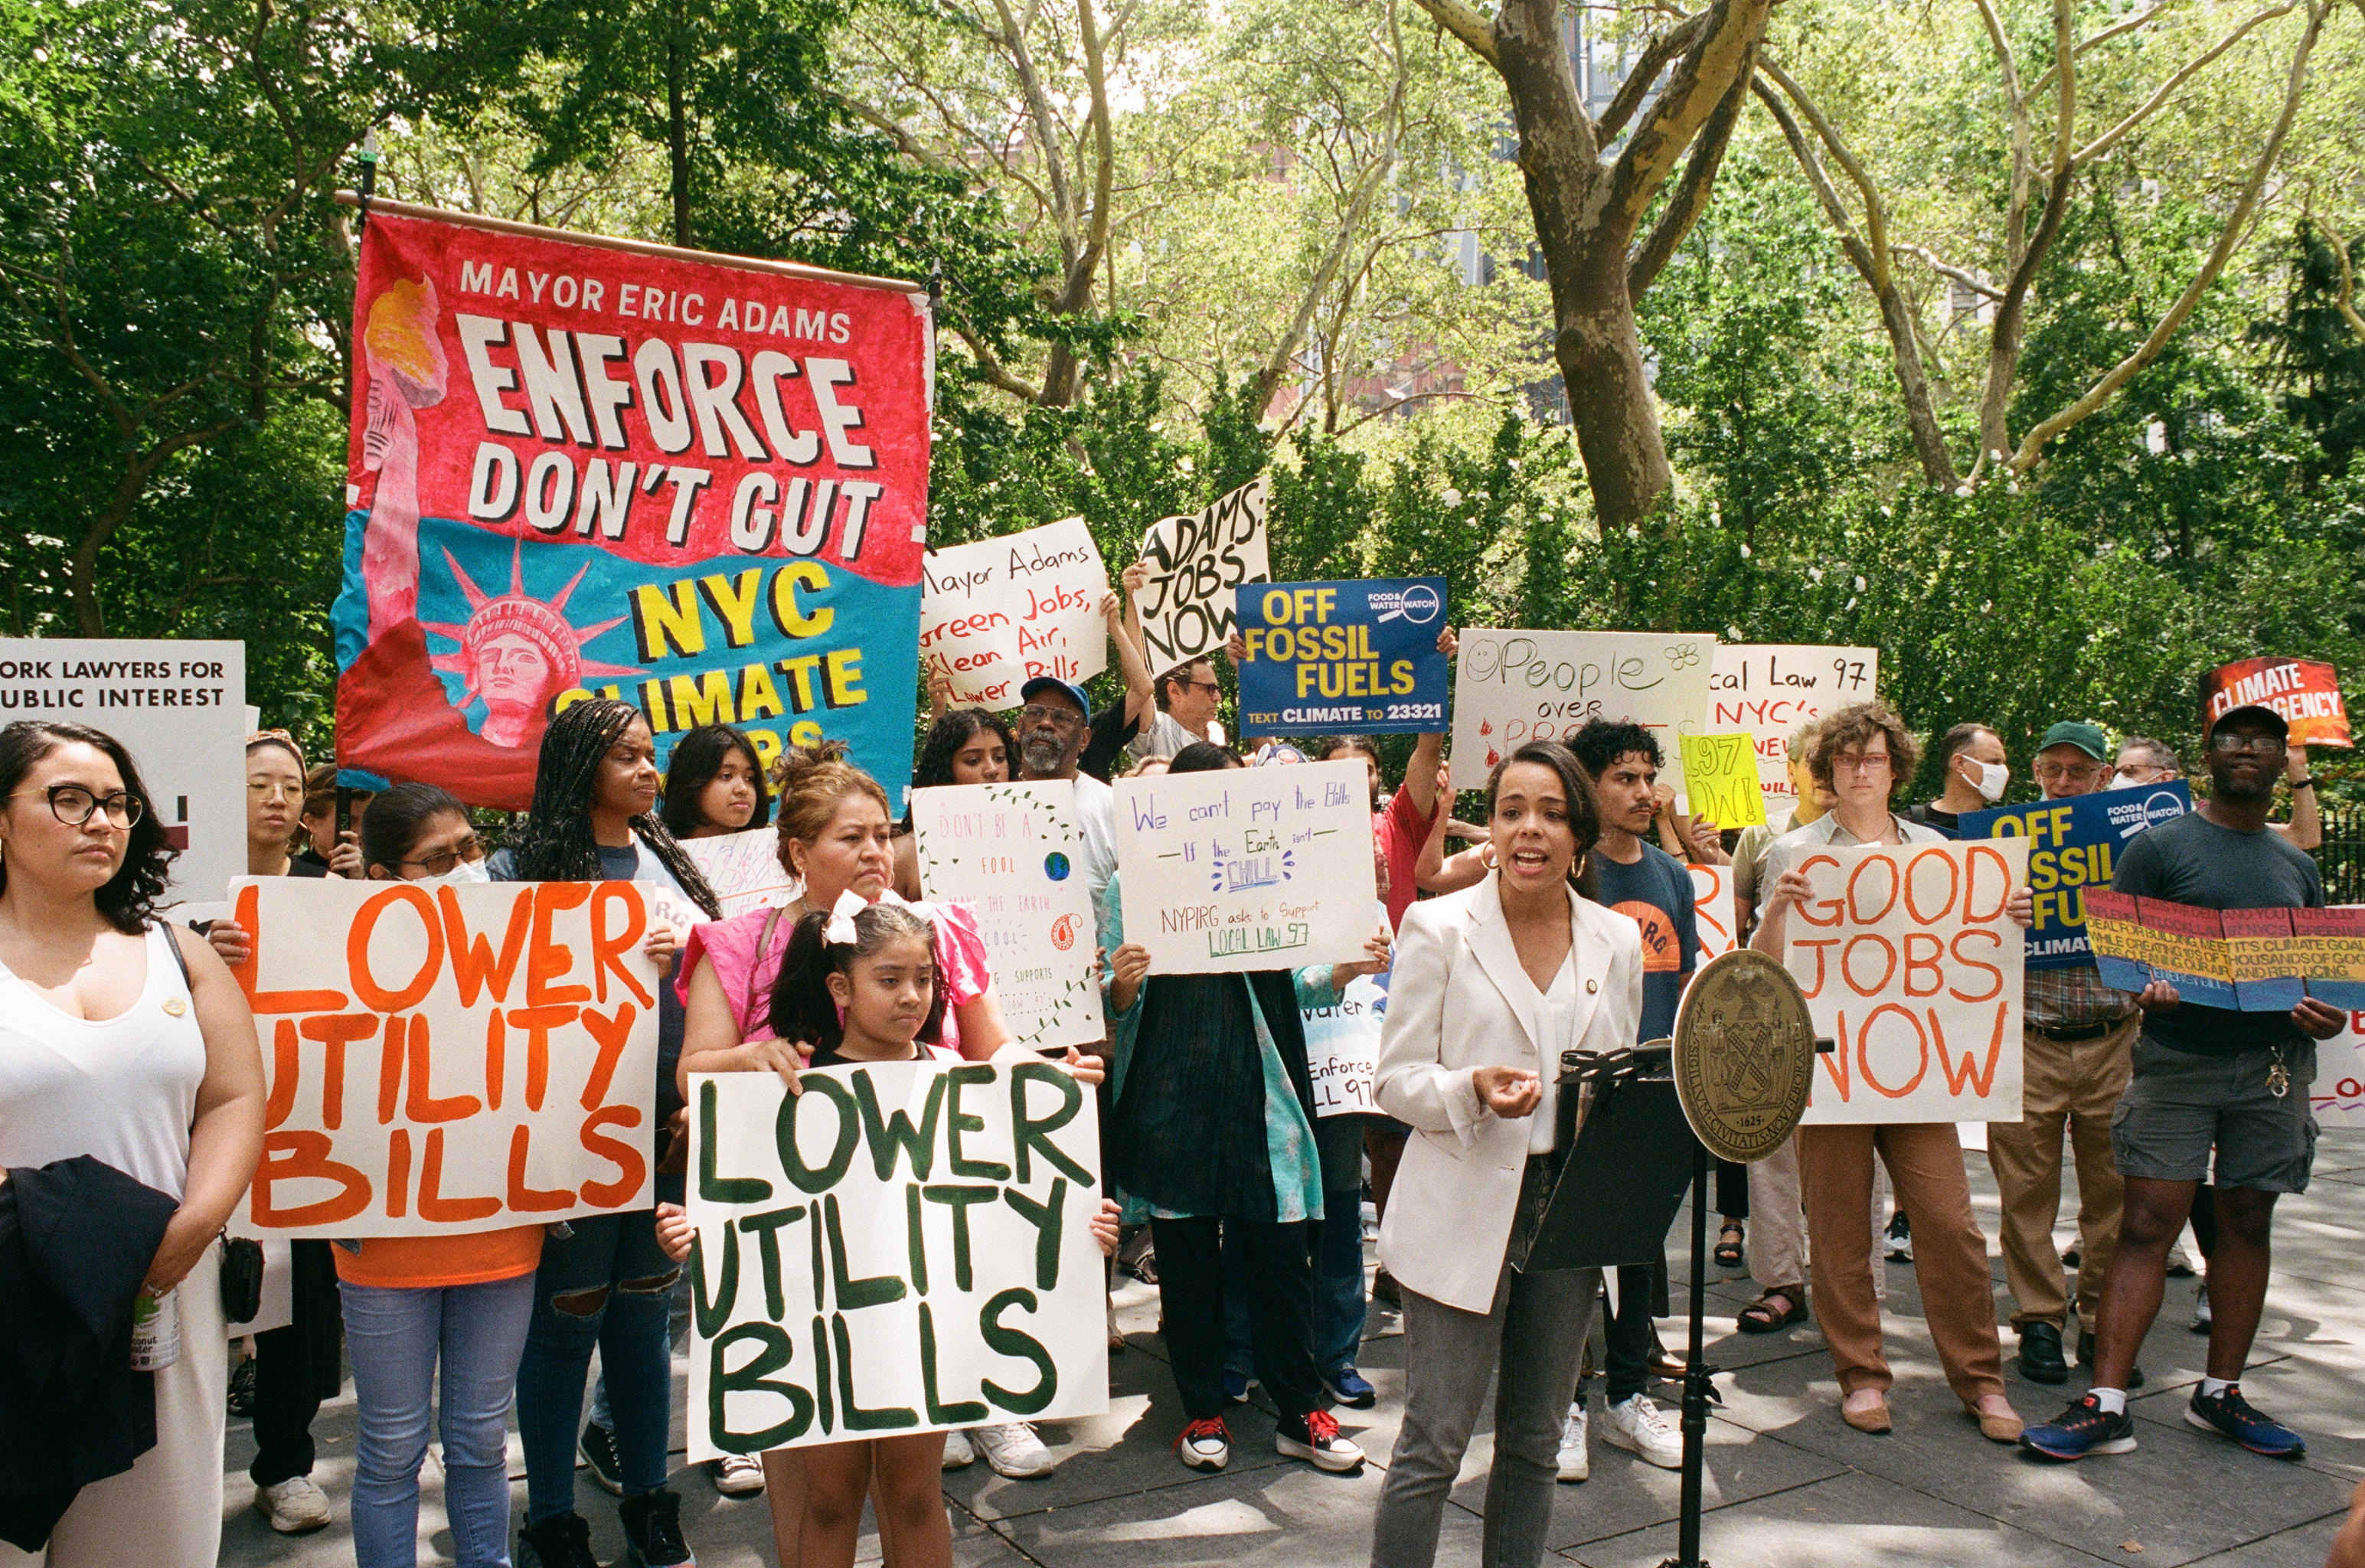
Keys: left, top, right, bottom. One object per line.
{"left": 1019, "top": 704, "right": 1083, "bottom": 728}
{"left": 1184, "top": 679, "right": 1221, "bottom": 694}
{"left": 2209, "top": 731, "right": 2285, "bottom": 755}
{"left": 400, "top": 838, "right": 482, "bottom": 876}
{"left": 16, "top": 785, "right": 145, "bottom": 828}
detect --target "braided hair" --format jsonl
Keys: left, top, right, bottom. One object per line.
{"left": 509, "top": 698, "right": 724, "bottom": 918}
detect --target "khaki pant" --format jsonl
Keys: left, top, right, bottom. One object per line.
{"left": 1746, "top": 1132, "right": 1887, "bottom": 1303}
{"left": 1798, "top": 1121, "right": 2005, "bottom": 1406}
{"left": 1987, "top": 1014, "right": 2138, "bottom": 1335}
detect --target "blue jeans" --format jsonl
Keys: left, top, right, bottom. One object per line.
{"left": 1312, "top": 1187, "right": 1368, "bottom": 1377}
{"left": 340, "top": 1273, "right": 536, "bottom": 1568}
{"left": 516, "top": 1210, "right": 679, "bottom": 1521}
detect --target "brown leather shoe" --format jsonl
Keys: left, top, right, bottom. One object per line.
{"left": 1971, "top": 1402, "right": 2024, "bottom": 1443}
{"left": 1840, "top": 1396, "right": 1891, "bottom": 1434}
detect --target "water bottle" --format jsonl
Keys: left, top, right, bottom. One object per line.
{"left": 129, "top": 1285, "right": 180, "bottom": 1372}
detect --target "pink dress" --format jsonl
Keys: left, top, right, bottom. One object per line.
{"left": 678, "top": 899, "right": 995, "bottom": 1055}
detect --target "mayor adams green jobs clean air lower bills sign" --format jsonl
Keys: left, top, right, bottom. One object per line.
{"left": 332, "top": 204, "right": 930, "bottom": 809}
{"left": 686, "top": 1062, "right": 1108, "bottom": 1458}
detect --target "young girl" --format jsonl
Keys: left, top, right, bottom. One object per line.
{"left": 335, "top": 784, "right": 543, "bottom": 1568}
{"left": 658, "top": 896, "right": 1118, "bottom": 1568}
{"left": 661, "top": 723, "right": 770, "bottom": 841}
{"left": 492, "top": 698, "right": 720, "bottom": 1568}
{"left": 890, "top": 708, "right": 1014, "bottom": 900}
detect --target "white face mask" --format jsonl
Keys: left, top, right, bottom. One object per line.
{"left": 417, "top": 858, "right": 490, "bottom": 887}
{"left": 1958, "top": 756, "right": 2009, "bottom": 803}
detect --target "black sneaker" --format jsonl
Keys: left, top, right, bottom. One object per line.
{"left": 2187, "top": 1383, "right": 2306, "bottom": 1459}
{"left": 227, "top": 1356, "right": 256, "bottom": 1419}
{"left": 621, "top": 1489, "right": 697, "bottom": 1566}
{"left": 2019, "top": 1394, "right": 2138, "bottom": 1461}
{"left": 579, "top": 1421, "right": 625, "bottom": 1495}
{"left": 1276, "top": 1410, "right": 1365, "bottom": 1474}
{"left": 518, "top": 1512, "right": 602, "bottom": 1568}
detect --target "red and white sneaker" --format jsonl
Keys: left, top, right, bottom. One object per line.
{"left": 1277, "top": 1410, "right": 1364, "bottom": 1473}
{"left": 1176, "top": 1415, "right": 1231, "bottom": 1471}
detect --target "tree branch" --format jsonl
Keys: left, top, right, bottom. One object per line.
{"left": 1606, "top": 0, "right": 1774, "bottom": 240}
{"left": 1406, "top": 0, "right": 1499, "bottom": 70}
{"left": 1596, "top": 10, "right": 1710, "bottom": 142}
{"left": 2073, "top": 1, "right": 2295, "bottom": 166}
{"left": 1893, "top": 243, "right": 2003, "bottom": 300}
{"left": 1628, "top": 59, "right": 1751, "bottom": 296}
{"left": 2010, "top": 0, "right": 2329, "bottom": 470}
{"left": 2033, "top": 1, "right": 2167, "bottom": 92}
{"left": 1759, "top": 57, "right": 1890, "bottom": 289}
{"left": 2315, "top": 211, "right": 2365, "bottom": 343}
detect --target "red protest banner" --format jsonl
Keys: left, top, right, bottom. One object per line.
{"left": 227, "top": 878, "right": 661, "bottom": 1238}
{"left": 332, "top": 198, "right": 931, "bottom": 806}
{"left": 2203, "top": 657, "right": 2350, "bottom": 748}
{"left": 1784, "top": 838, "right": 2029, "bottom": 1123}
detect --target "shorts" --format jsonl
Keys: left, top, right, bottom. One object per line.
{"left": 2110, "top": 1034, "right": 2318, "bottom": 1194}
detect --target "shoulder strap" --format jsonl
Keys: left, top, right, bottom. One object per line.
{"left": 156, "top": 922, "right": 194, "bottom": 988}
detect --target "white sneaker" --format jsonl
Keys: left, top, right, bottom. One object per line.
{"left": 706, "top": 1452, "right": 766, "bottom": 1495}
{"left": 1557, "top": 1401, "right": 1590, "bottom": 1482}
{"left": 2192, "top": 1278, "right": 2213, "bottom": 1334}
{"left": 969, "top": 1421, "right": 1057, "bottom": 1478}
{"left": 254, "top": 1476, "right": 332, "bottom": 1534}
{"left": 1603, "top": 1393, "right": 1682, "bottom": 1470}
{"left": 942, "top": 1428, "right": 976, "bottom": 1469}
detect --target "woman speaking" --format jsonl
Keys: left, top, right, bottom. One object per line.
{"left": 1366, "top": 741, "right": 1642, "bottom": 1568}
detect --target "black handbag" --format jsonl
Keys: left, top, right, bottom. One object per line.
{"left": 220, "top": 1230, "right": 266, "bottom": 1325}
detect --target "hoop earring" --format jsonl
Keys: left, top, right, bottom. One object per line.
{"left": 1574, "top": 851, "right": 1589, "bottom": 881}
{"left": 1479, "top": 841, "right": 1498, "bottom": 871}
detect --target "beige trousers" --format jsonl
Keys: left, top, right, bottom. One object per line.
{"left": 1985, "top": 1014, "right": 2138, "bottom": 1335}
{"left": 1745, "top": 1132, "right": 1887, "bottom": 1303}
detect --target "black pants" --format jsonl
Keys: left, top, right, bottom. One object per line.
{"left": 1152, "top": 1215, "right": 1325, "bottom": 1424}
{"left": 250, "top": 1240, "right": 344, "bottom": 1487}
{"left": 1715, "top": 1159, "right": 1749, "bottom": 1219}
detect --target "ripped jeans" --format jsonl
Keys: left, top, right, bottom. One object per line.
{"left": 516, "top": 1208, "right": 681, "bottom": 1521}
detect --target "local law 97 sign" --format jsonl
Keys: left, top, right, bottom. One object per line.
{"left": 1783, "top": 838, "right": 2029, "bottom": 1124}
{"left": 1233, "top": 577, "right": 1449, "bottom": 735}
{"left": 227, "top": 877, "right": 661, "bottom": 1237}
{"left": 688, "top": 1063, "right": 1109, "bottom": 1459}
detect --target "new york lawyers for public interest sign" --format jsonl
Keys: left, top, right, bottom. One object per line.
{"left": 688, "top": 1063, "right": 1109, "bottom": 1458}
{"left": 1234, "top": 578, "right": 1449, "bottom": 736}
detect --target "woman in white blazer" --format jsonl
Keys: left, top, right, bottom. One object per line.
{"left": 1367, "top": 742, "right": 1644, "bottom": 1568}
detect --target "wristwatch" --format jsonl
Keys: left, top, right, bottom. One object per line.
{"left": 2292, "top": 776, "right": 2317, "bottom": 791}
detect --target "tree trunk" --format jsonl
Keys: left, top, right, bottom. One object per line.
{"left": 668, "top": 0, "right": 691, "bottom": 248}
{"left": 1554, "top": 252, "right": 1676, "bottom": 537}
{"left": 1874, "top": 283, "right": 1960, "bottom": 488}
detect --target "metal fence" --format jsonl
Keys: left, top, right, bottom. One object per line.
{"left": 2318, "top": 805, "right": 2365, "bottom": 906}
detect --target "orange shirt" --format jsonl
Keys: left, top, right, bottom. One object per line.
{"left": 333, "top": 1226, "right": 544, "bottom": 1290}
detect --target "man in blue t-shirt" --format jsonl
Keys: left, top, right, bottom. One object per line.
{"left": 1557, "top": 720, "right": 1702, "bottom": 1478}
{"left": 2022, "top": 701, "right": 2347, "bottom": 1465}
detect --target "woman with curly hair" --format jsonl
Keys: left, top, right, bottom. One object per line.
{"left": 890, "top": 707, "right": 1014, "bottom": 899}
{"left": 0, "top": 720, "right": 264, "bottom": 1568}
{"left": 490, "top": 698, "right": 720, "bottom": 1568}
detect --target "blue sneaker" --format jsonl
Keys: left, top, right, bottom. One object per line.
{"left": 2186, "top": 1384, "right": 2305, "bottom": 1458}
{"left": 2020, "top": 1394, "right": 2138, "bottom": 1460}
{"left": 1221, "top": 1370, "right": 1255, "bottom": 1404}
{"left": 1325, "top": 1368, "right": 1377, "bottom": 1408}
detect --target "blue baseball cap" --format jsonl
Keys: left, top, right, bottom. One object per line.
{"left": 1020, "top": 675, "right": 1092, "bottom": 717}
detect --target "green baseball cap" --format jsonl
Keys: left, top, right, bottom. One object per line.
{"left": 2037, "top": 720, "right": 2110, "bottom": 760}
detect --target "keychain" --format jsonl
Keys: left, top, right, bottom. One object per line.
{"left": 2266, "top": 1048, "right": 2290, "bottom": 1099}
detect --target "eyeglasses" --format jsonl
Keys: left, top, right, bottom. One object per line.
{"left": 2209, "top": 731, "right": 2285, "bottom": 755}
{"left": 247, "top": 778, "right": 301, "bottom": 800}
{"left": 1019, "top": 704, "right": 1083, "bottom": 729}
{"left": 400, "top": 838, "right": 482, "bottom": 876}
{"left": 1831, "top": 752, "right": 1891, "bottom": 773}
{"left": 1184, "top": 680, "right": 1221, "bottom": 695}
{"left": 15, "top": 785, "right": 145, "bottom": 828}
{"left": 2033, "top": 760, "right": 2105, "bottom": 780}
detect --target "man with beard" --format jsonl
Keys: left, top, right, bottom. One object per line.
{"left": 1015, "top": 675, "right": 1119, "bottom": 916}
{"left": 2021, "top": 699, "right": 2347, "bottom": 1463}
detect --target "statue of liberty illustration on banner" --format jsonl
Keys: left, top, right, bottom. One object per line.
{"left": 331, "top": 201, "right": 933, "bottom": 808}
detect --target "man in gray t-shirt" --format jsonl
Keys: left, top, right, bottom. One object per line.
{"left": 2023, "top": 702, "right": 2348, "bottom": 1465}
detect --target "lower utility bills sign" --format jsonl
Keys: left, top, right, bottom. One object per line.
{"left": 687, "top": 1062, "right": 1109, "bottom": 1457}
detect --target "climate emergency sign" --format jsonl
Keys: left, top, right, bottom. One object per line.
{"left": 227, "top": 877, "right": 660, "bottom": 1238}
{"left": 687, "top": 1063, "right": 1108, "bottom": 1459}
{"left": 1783, "top": 838, "right": 2029, "bottom": 1125}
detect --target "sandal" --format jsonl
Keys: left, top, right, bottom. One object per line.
{"left": 1713, "top": 1222, "right": 1745, "bottom": 1269}
{"left": 1736, "top": 1288, "right": 1808, "bottom": 1334}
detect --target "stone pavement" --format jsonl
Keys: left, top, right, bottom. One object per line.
{"left": 219, "top": 1129, "right": 2365, "bottom": 1568}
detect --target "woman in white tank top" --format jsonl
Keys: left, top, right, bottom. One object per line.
{"left": 0, "top": 720, "right": 264, "bottom": 1568}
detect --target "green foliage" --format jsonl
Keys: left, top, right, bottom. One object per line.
{"left": 2251, "top": 219, "right": 2365, "bottom": 479}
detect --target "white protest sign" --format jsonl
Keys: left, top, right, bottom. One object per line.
{"left": 2308, "top": 1003, "right": 2365, "bottom": 1129}
{"left": 1304, "top": 971, "right": 1387, "bottom": 1116}
{"left": 681, "top": 828, "right": 799, "bottom": 920}
{"left": 920, "top": 518, "right": 1110, "bottom": 710}
{"left": 1708, "top": 645, "right": 1879, "bottom": 812}
{"left": 1781, "top": 838, "right": 2028, "bottom": 1124}
{"left": 687, "top": 1063, "right": 1109, "bottom": 1459}
{"left": 913, "top": 780, "right": 1102, "bottom": 1050}
{"left": 1113, "top": 757, "right": 1377, "bottom": 973}
{"left": 1135, "top": 476, "right": 1269, "bottom": 676}
{"left": 1689, "top": 864, "right": 1739, "bottom": 959}
{"left": 0, "top": 639, "right": 247, "bottom": 905}
{"left": 1449, "top": 629, "right": 1717, "bottom": 805}
{"left": 226, "top": 877, "right": 661, "bottom": 1237}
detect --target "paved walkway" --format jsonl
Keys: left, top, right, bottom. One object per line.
{"left": 220, "top": 1130, "right": 2365, "bottom": 1567}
